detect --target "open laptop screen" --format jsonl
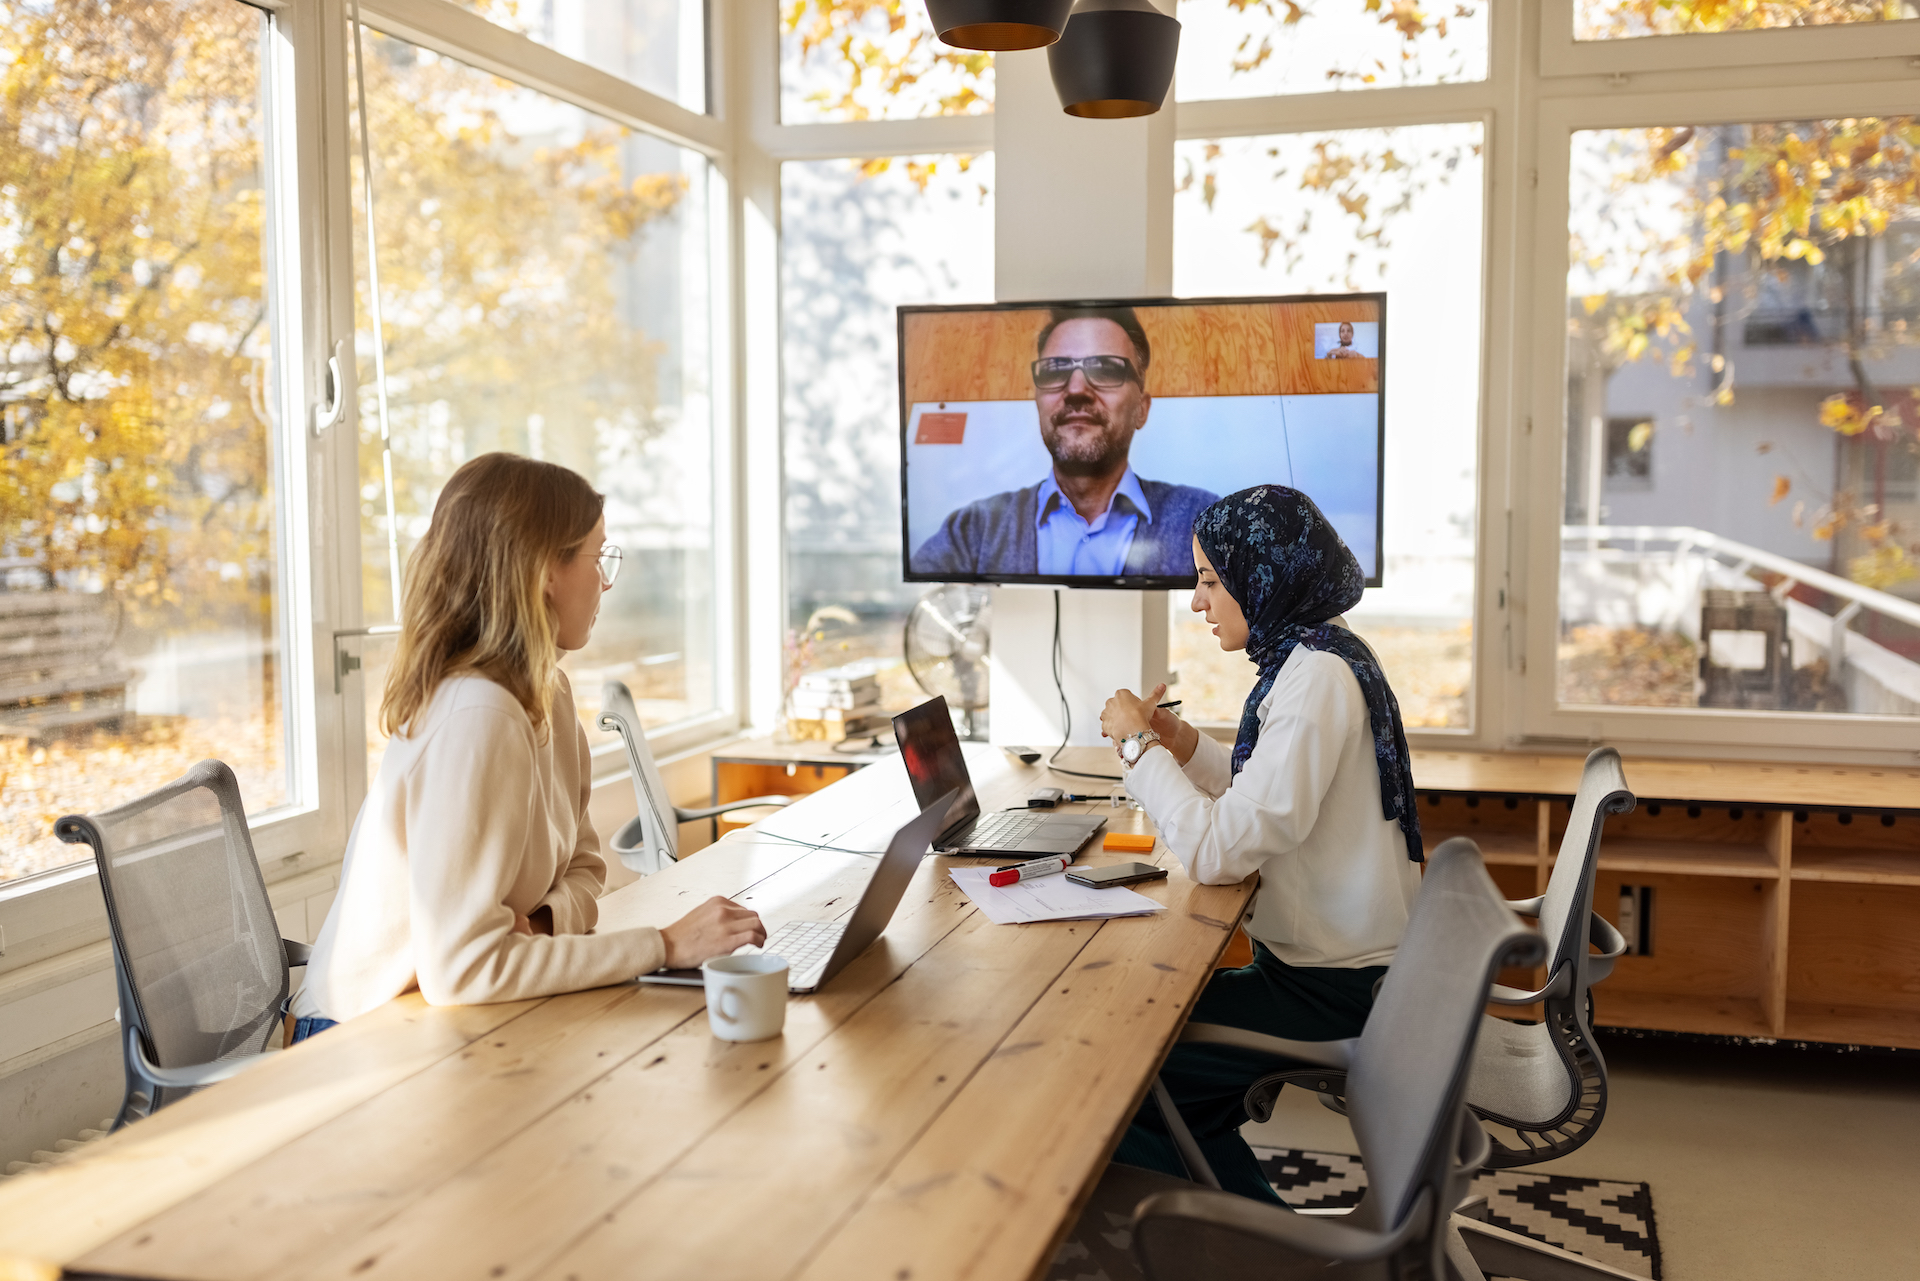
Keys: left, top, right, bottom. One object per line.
{"left": 892, "top": 697, "right": 981, "bottom": 837}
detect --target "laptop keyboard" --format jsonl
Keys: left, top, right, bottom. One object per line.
{"left": 761, "top": 918, "right": 844, "bottom": 988}
{"left": 949, "top": 809, "right": 1048, "bottom": 850}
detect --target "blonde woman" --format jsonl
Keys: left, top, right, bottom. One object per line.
{"left": 291, "top": 453, "right": 763, "bottom": 1039}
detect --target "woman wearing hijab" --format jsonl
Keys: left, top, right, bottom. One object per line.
{"left": 1097, "top": 484, "right": 1424, "bottom": 1202}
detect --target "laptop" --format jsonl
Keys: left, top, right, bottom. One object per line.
{"left": 753, "top": 788, "right": 957, "bottom": 994}
{"left": 892, "top": 696, "right": 1107, "bottom": 858}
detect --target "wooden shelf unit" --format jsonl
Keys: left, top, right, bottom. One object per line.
{"left": 1410, "top": 751, "right": 1920, "bottom": 1051}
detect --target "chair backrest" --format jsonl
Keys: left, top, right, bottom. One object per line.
{"left": 1539, "top": 748, "right": 1635, "bottom": 994}
{"left": 55, "top": 760, "right": 286, "bottom": 1104}
{"left": 599, "top": 680, "right": 677, "bottom": 872}
{"left": 1345, "top": 837, "right": 1545, "bottom": 1237}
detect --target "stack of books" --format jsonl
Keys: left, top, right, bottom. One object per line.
{"left": 788, "top": 664, "right": 886, "bottom": 742}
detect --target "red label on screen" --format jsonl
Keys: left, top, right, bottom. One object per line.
{"left": 916, "top": 412, "right": 967, "bottom": 444}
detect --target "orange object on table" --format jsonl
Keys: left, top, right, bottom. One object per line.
{"left": 1102, "top": 831, "right": 1156, "bottom": 853}
{"left": 1215, "top": 926, "right": 1256, "bottom": 971}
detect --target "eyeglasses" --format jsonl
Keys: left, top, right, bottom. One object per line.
{"left": 596, "top": 545, "right": 623, "bottom": 588}
{"left": 1030, "top": 354, "right": 1140, "bottom": 390}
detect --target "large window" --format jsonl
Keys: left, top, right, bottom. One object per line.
{"left": 780, "top": 155, "right": 994, "bottom": 719}
{"left": 1173, "top": 123, "right": 1485, "bottom": 730}
{"left": 1175, "top": 0, "right": 1488, "bottom": 100}
{"left": 1558, "top": 117, "right": 1920, "bottom": 721}
{"left": 349, "top": 25, "right": 720, "bottom": 778}
{"left": 779, "top": 1, "right": 991, "bottom": 123}
{"left": 1, "top": 0, "right": 293, "bottom": 883}
{"left": 1575, "top": 0, "right": 1917, "bottom": 40}
{"left": 456, "top": 0, "right": 708, "bottom": 112}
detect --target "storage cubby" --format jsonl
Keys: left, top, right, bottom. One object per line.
{"left": 1587, "top": 870, "right": 1776, "bottom": 1039}
{"left": 1788, "top": 809, "right": 1920, "bottom": 887}
{"left": 1419, "top": 792, "right": 1542, "bottom": 873}
{"left": 1412, "top": 750, "right": 1920, "bottom": 1050}
{"left": 1785, "top": 881, "right": 1920, "bottom": 1047}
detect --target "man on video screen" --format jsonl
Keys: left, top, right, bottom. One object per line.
{"left": 913, "top": 307, "right": 1218, "bottom": 578}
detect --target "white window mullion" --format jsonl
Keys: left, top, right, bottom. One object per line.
{"left": 355, "top": 0, "right": 726, "bottom": 156}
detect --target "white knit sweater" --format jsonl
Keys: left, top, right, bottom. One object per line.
{"left": 293, "top": 672, "right": 664, "bottom": 1022}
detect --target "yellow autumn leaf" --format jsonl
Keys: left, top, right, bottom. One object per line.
{"left": 1769, "top": 475, "right": 1791, "bottom": 506}
{"left": 1849, "top": 544, "right": 1918, "bottom": 590}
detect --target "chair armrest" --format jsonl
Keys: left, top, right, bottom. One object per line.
{"left": 1133, "top": 1185, "right": 1429, "bottom": 1264}
{"left": 1178, "top": 1023, "right": 1356, "bottom": 1069}
{"left": 1585, "top": 909, "right": 1629, "bottom": 986}
{"left": 1503, "top": 895, "right": 1545, "bottom": 918}
{"left": 673, "top": 795, "right": 794, "bottom": 822}
{"left": 128, "top": 1027, "right": 270, "bottom": 1092}
{"left": 284, "top": 938, "right": 312, "bottom": 968}
{"left": 1489, "top": 906, "right": 1629, "bottom": 1001}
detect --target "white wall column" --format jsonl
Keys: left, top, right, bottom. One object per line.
{"left": 988, "top": 36, "right": 1175, "bottom": 747}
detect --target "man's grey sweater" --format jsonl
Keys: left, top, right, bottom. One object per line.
{"left": 912, "top": 478, "right": 1220, "bottom": 578}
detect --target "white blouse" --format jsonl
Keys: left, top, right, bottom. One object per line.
{"left": 294, "top": 671, "right": 665, "bottom": 1022}
{"left": 1124, "top": 647, "right": 1421, "bottom": 969}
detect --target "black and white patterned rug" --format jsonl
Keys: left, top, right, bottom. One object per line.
{"left": 1050, "top": 1151, "right": 1661, "bottom": 1281}
{"left": 1254, "top": 1147, "right": 1662, "bottom": 1280}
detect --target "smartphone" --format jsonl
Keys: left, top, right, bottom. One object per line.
{"left": 637, "top": 968, "right": 705, "bottom": 987}
{"left": 1066, "top": 862, "right": 1168, "bottom": 889}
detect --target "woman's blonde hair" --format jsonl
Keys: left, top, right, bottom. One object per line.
{"left": 381, "top": 452, "right": 603, "bottom": 739}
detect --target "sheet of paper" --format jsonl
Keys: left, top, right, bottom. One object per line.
{"left": 949, "top": 866, "right": 1166, "bottom": 925}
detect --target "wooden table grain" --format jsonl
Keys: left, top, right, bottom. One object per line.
{"left": 0, "top": 744, "right": 1255, "bottom": 1281}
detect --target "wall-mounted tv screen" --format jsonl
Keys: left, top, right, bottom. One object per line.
{"left": 898, "top": 293, "right": 1385, "bottom": 589}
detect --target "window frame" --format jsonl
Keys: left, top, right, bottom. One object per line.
{"left": 1519, "top": 76, "right": 1920, "bottom": 759}
{"left": 1541, "top": 0, "right": 1920, "bottom": 78}
{"left": 340, "top": 0, "right": 744, "bottom": 768}
{"left": 0, "top": 0, "right": 341, "bottom": 976}
{"left": 1, "top": 0, "right": 744, "bottom": 989}
{"left": 1169, "top": 59, "right": 1508, "bottom": 745}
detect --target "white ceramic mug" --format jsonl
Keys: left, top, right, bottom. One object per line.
{"left": 702, "top": 953, "right": 789, "bottom": 1042}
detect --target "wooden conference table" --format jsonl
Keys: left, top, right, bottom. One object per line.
{"left": 0, "top": 744, "right": 1257, "bottom": 1281}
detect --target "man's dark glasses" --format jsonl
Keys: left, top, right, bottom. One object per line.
{"left": 1030, "top": 354, "right": 1140, "bottom": 390}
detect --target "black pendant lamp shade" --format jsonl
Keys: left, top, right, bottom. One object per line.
{"left": 925, "top": 0, "right": 1073, "bottom": 51}
{"left": 1048, "top": 0, "right": 1180, "bottom": 119}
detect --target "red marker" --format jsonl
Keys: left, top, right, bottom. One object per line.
{"left": 989, "top": 855, "right": 1071, "bottom": 887}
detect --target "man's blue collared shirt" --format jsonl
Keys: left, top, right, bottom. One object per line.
{"left": 1034, "top": 468, "right": 1154, "bottom": 576}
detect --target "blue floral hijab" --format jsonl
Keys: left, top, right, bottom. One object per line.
{"left": 1192, "top": 485, "right": 1424, "bottom": 863}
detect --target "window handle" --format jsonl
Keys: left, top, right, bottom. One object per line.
{"left": 312, "top": 340, "right": 347, "bottom": 436}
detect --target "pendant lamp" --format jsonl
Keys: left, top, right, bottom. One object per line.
{"left": 1047, "top": 0, "right": 1180, "bottom": 119}
{"left": 924, "top": 0, "right": 1073, "bottom": 51}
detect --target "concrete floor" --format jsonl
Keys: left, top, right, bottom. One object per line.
{"left": 1241, "top": 1035, "right": 1920, "bottom": 1279}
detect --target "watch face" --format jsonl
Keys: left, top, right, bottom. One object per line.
{"left": 1122, "top": 738, "right": 1141, "bottom": 763}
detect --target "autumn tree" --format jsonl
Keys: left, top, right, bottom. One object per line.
{"left": 0, "top": 0, "right": 275, "bottom": 633}
{"left": 348, "top": 30, "right": 689, "bottom": 616}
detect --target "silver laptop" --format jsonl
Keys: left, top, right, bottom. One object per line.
{"left": 757, "top": 788, "right": 956, "bottom": 994}
{"left": 892, "top": 696, "right": 1107, "bottom": 859}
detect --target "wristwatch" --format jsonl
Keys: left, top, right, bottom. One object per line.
{"left": 1119, "top": 729, "right": 1163, "bottom": 767}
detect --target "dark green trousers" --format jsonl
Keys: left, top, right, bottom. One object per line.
{"left": 1111, "top": 941, "right": 1385, "bottom": 1202}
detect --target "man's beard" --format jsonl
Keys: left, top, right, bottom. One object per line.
{"left": 1043, "top": 410, "right": 1131, "bottom": 478}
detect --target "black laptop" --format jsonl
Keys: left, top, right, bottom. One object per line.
{"left": 892, "top": 696, "right": 1107, "bottom": 858}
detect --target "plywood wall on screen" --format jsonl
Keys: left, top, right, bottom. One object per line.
{"left": 901, "top": 301, "right": 1380, "bottom": 406}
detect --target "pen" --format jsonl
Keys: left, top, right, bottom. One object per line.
{"left": 989, "top": 855, "right": 1071, "bottom": 887}
{"left": 1157, "top": 700, "right": 1181, "bottom": 709}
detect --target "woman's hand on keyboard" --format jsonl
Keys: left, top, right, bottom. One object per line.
{"left": 662, "top": 896, "right": 768, "bottom": 968}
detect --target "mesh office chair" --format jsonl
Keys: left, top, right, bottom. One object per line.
{"left": 1462, "top": 747, "right": 1634, "bottom": 1167}
{"left": 1204, "top": 749, "right": 1638, "bottom": 1280}
{"left": 1235, "top": 749, "right": 1635, "bottom": 1162}
{"left": 1116, "top": 838, "right": 1544, "bottom": 1281}
{"left": 598, "top": 681, "right": 791, "bottom": 874}
{"left": 55, "top": 759, "right": 310, "bottom": 1129}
